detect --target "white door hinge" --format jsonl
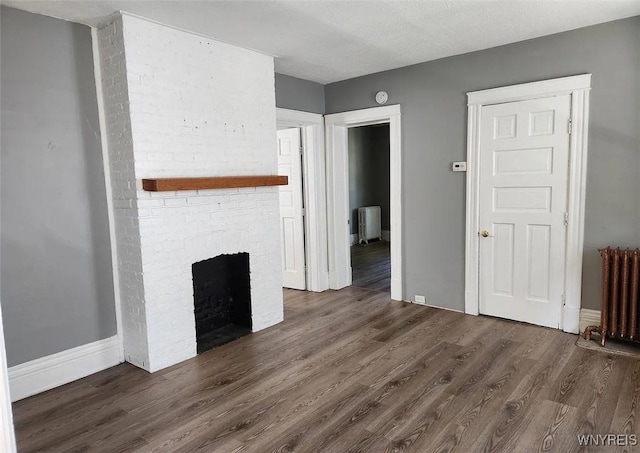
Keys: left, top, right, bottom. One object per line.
{"left": 564, "top": 212, "right": 569, "bottom": 227}
{"left": 301, "top": 207, "right": 305, "bottom": 217}
{"left": 568, "top": 118, "right": 573, "bottom": 134}
{"left": 561, "top": 293, "right": 566, "bottom": 305}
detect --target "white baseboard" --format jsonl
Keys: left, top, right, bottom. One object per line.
{"left": 562, "top": 305, "right": 580, "bottom": 334}
{"left": 8, "top": 336, "right": 121, "bottom": 402}
{"left": 424, "top": 302, "right": 464, "bottom": 314}
{"left": 405, "top": 298, "right": 464, "bottom": 313}
{"left": 350, "top": 231, "right": 390, "bottom": 245}
{"left": 579, "top": 309, "right": 601, "bottom": 335}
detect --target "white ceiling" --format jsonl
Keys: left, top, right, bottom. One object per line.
{"left": 3, "top": 1, "right": 640, "bottom": 84}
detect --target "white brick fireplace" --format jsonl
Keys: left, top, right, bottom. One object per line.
{"left": 97, "top": 14, "right": 283, "bottom": 372}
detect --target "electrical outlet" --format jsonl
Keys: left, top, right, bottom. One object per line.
{"left": 414, "top": 295, "right": 426, "bottom": 304}
{"left": 452, "top": 161, "right": 467, "bottom": 172}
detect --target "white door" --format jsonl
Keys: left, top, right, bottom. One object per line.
{"left": 479, "top": 94, "right": 571, "bottom": 328}
{"left": 277, "top": 128, "right": 306, "bottom": 290}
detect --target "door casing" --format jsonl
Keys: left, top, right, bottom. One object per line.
{"left": 325, "top": 105, "right": 403, "bottom": 301}
{"left": 276, "top": 108, "right": 329, "bottom": 293}
{"left": 465, "top": 74, "right": 591, "bottom": 333}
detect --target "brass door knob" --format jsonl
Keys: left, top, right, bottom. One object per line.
{"left": 480, "top": 230, "right": 491, "bottom": 238}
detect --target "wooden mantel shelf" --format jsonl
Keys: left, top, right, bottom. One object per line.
{"left": 142, "top": 175, "right": 288, "bottom": 192}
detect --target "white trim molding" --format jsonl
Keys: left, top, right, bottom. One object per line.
{"left": 351, "top": 232, "right": 391, "bottom": 246}
{"left": 277, "top": 108, "right": 324, "bottom": 125}
{"left": 325, "top": 105, "right": 403, "bottom": 301}
{"left": 0, "top": 304, "right": 16, "bottom": 452}
{"left": 8, "top": 336, "right": 121, "bottom": 402}
{"left": 467, "top": 75, "right": 592, "bottom": 106}
{"left": 465, "top": 74, "right": 591, "bottom": 334}
{"left": 580, "top": 309, "right": 601, "bottom": 335}
{"left": 276, "top": 108, "right": 329, "bottom": 292}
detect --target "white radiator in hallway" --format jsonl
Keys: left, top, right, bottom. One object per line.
{"left": 358, "top": 206, "right": 382, "bottom": 244}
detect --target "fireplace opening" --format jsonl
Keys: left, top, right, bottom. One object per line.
{"left": 192, "top": 253, "right": 252, "bottom": 354}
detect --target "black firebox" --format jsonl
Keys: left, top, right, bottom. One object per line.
{"left": 192, "top": 253, "right": 252, "bottom": 354}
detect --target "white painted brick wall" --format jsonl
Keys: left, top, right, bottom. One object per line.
{"left": 96, "top": 17, "right": 150, "bottom": 370}
{"left": 98, "top": 14, "right": 283, "bottom": 372}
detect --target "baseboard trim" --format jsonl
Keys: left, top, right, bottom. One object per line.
{"left": 424, "top": 302, "right": 464, "bottom": 313}
{"left": 8, "top": 336, "right": 121, "bottom": 402}
{"left": 579, "top": 309, "right": 601, "bottom": 335}
{"left": 350, "top": 231, "right": 390, "bottom": 245}
{"left": 562, "top": 305, "right": 580, "bottom": 334}
{"left": 405, "top": 299, "right": 464, "bottom": 314}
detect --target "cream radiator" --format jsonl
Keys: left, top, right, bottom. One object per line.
{"left": 358, "top": 206, "right": 382, "bottom": 245}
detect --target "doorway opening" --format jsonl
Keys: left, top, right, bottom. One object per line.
{"left": 325, "top": 105, "right": 402, "bottom": 301}
{"left": 275, "top": 108, "right": 329, "bottom": 293}
{"left": 277, "top": 127, "right": 307, "bottom": 290}
{"left": 348, "top": 124, "right": 391, "bottom": 293}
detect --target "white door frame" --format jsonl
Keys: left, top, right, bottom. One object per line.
{"left": 325, "top": 105, "right": 403, "bottom": 301}
{"left": 276, "top": 108, "right": 329, "bottom": 292}
{"left": 465, "top": 74, "right": 591, "bottom": 333}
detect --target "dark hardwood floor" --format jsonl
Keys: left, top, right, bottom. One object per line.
{"left": 12, "top": 287, "right": 640, "bottom": 452}
{"left": 351, "top": 241, "right": 390, "bottom": 293}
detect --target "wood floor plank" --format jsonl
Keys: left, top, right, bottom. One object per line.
{"left": 445, "top": 337, "right": 519, "bottom": 397}
{"left": 367, "top": 338, "right": 501, "bottom": 440}
{"left": 510, "top": 325, "right": 563, "bottom": 361}
{"left": 445, "top": 313, "right": 505, "bottom": 347}
{"left": 11, "top": 286, "right": 640, "bottom": 452}
{"left": 363, "top": 342, "right": 463, "bottom": 436}
{"left": 117, "top": 295, "right": 392, "bottom": 426}
{"left": 519, "top": 400, "right": 578, "bottom": 453}
{"left": 249, "top": 383, "right": 374, "bottom": 453}
{"left": 138, "top": 329, "right": 382, "bottom": 450}
{"left": 571, "top": 353, "right": 629, "bottom": 445}
{"left": 478, "top": 364, "right": 555, "bottom": 452}
{"left": 610, "top": 360, "right": 640, "bottom": 439}
{"left": 378, "top": 339, "right": 519, "bottom": 449}
{"left": 425, "top": 354, "right": 537, "bottom": 453}
{"left": 351, "top": 241, "right": 390, "bottom": 293}
{"left": 382, "top": 394, "right": 457, "bottom": 452}
{"left": 389, "top": 344, "right": 532, "bottom": 452}
{"left": 448, "top": 332, "right": 581, "bottom": 453}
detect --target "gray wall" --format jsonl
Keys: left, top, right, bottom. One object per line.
{"left": 349, "top": 125, "right": 391, "bottom": 235}
{"left": 325, "top": 16, "right": 640, "bottom": 311}
{"left": 1, "top": 7, "right": 117, "bottom": 366}
{"left": 275, "top": 73, "right": 325, "bottom": 114}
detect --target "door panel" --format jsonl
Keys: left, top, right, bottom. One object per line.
{"left": 479, "top": 95, "right": 571, "bottom": 328}
{"left": 277, "top": 128, "right": 306, "bottom": 290}
{"left": 526, "top": 224, "right": 551, "bottom": 301}
{"left": 492, "top": 223, "right": 515, "bottom": 296}
{"left": 493, "top": 147, "right": 553, "bottom": 175}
